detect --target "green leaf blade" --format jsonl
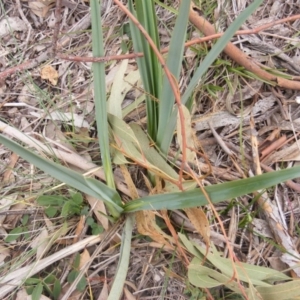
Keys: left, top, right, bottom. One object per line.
{"left": 157, "top": 0, "right": 192, "bottom": 153}
{"left": 124, "top": 167, "right": 300, "bottom": 212}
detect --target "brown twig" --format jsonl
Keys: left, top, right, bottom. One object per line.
{"left": 52, "top": 0, "right": 63, "bottom": 57}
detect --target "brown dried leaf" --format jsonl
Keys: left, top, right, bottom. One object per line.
{"left": 119, "top": 164, "right": 138, "bottom": 199}
{"left": 79, "top": 248, "right": 90, "bottom": 270}
{"left": 5, "top": 202, "right": 26, "bottom": 228}
{"left": 2, "top": 152, "right": 19, "bottom": 185}
{"left": 28, "top": 1, "right": 53, "bottom": 18}
{"left": 60, "top": 284, "right": 82, "bottom": 300}
{"left": 123, "top": 287, "right": 136, "bottom": 300}
{"left": 177, "top": 105, "right": 196, "bottom": 163}
{"left": 97, "top": 281, "right": 108, "bottom": 300}
{"left": 136, "top": 211, "right": 173, "bottom": 248}
{"left": 41, "top": 65, "right": 58, "bottom": 85}
{"left": 184, "top": 208, "right": 210, "bottom": 248}
{"left": 73, "top": 216, "right": 85, "bottom": 243}
{"left": 0, "top": 242, "right": 10, "bottom": 264}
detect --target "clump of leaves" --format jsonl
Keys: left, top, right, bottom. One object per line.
{"left": 37, "top": 191, "right": 104, "bottom": 235}
{"left": 37, "top": 191, "right": 86, "bottom": 218}
{"left": 25, "top": 253, "right": 87, "bottom": 300}
{"left": 25, "top": 273, "right": 61, "bottom": 300}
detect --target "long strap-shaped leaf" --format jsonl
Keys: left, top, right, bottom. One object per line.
{"left": 128, "top": 0, "right": 162, "bottom": 139}
{"left": 160, "top": 0, "right": 264, "bottom": 153}
{"left": 91, "top": 0, "right": 115, "bottom": 190}
{"left": 156, "top": 0, "right": 191, "bottom": 154}
{"left": 124, "top": 166, "right": 300, "bottom": 212}
{"left": 108, "top": 214, "right": 135, "bottom": 300}
{"left": 0, "top": 134, "right": 123, "bottom": 216}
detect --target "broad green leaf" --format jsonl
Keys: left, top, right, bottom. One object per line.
{"left": 45, "top": 207, "right": 58, "bottom": 218}
{"left": 53, "top": 279, "right": 61, "bottom": 300}
{"left": 108, "top": 113, "right": 147, "bottom": 162}
{"left": 61, "top": 201, "right": 72, "bottom": 217}
{"left": 72, "top": 193, "right": 83, "bottom": 205}
{"left": 5, "top": 227, "right": 24, "bottom": 243}
{"left": 189, "top": 257, "right": 241, "bottom": 290}
{"left": 122, "top": 93, "right": 145, "bottom": 118}
{"left": 191, "top": 241, "right": 289, "bottom": 285}
{"left": 108, "top": 214, "right": 135, "bottom": 300}
{"left": 37, "top": 195, "right": 65, "bottom": 206}
{"left": 124, "top": 166, "right": 300, "bottom": 211}
{"left": 0, "top": 135, "right": 123, "bottom": 216}
{"left": 76, "top": 276, "right": 87, "bottom": 292}
{"left": 25, "top": 278, "right": 41, "bottom": 285}
{"left": 68, "top": 270, "right": 78, "bottom": 283}
{"left": 189, "top": 258, "right": 263, "bottom": 300}
{"left": 256, "top": 280, "right": 300, "bottom": 300}
{"left": 180, "top": 233, "right": 293, "bottom": 298}
{"left": 179, "top": 232, "right": 204, "bottom": 258}
{"left": 44, "top": 274, "right": 56, "bottom": 284}
{"left": 32, "top": 282, "right": 43, "bottom": 300}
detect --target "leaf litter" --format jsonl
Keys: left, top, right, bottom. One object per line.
{"left": 0, "top": 0, "right": 300, "bottom": 299}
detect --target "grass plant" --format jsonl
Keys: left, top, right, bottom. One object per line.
{"left": 1, "top": 0, "right": 300, "bottom": 298}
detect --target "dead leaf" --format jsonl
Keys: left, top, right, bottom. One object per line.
{"left": 177, "top": 105, "right": 197, "bottom": 163}
{"left": 30, "top": 228, "right": 49, "bottom": 260}
{"left": 97, "top": 280, "right": 108, "bottom": 300}
{"left": 0, "top": 17, "right": 27, "bottom": 37}
{"left": 136, "top": 211, "right": 173, "bottom": 249}
{"left": 2, "top": 152, "right": 19, "bottom": 185}
{"left": 0, "top": 243, "right": 11, "bottom": 264}
{"left": 123, "top": 287, "right": 136, "bottom": 300}
{"left": 73, "top": 216, "right": 85, "bottom": 243}
{"left": 184, "top": 208, "right": 210, "bottom": 250}
{"left": 5, "top": 202, "right": 26, "bottom": 228}
{"left": 79, "top": 249, "right": 90, "bottom": 270}
{"left": 29, "top": 1, "right": 54, "bottom": 18}
{"left": 119, "top": 164, "right": 139, "bottom": 199}
{"left": 41, "top": 65, "right": 59, "bottom": 85}
{"left": 0, "top": 194, "right": 18, "bottom": 225}
{"left": 60, "top": 284, "right": 82, "bottom": 300}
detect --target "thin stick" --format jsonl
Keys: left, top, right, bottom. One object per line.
{"left": 52, "top": 0, "right": 63, "bottom": 57}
